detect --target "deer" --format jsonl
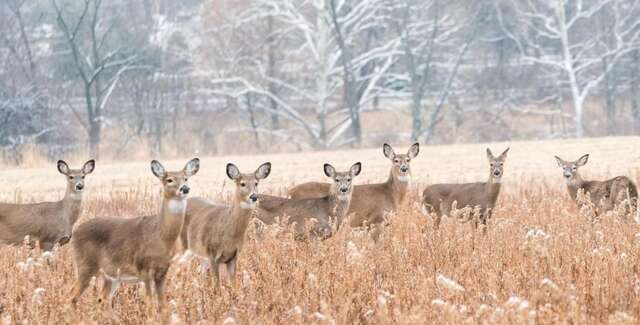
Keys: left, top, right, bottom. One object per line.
{"left": 258, "top": 162, "right": 361, "bottom": 239}
{"left": 178, "top": 162, "right": 271, "bottom": 289}
{"left": 69, "top": 158, "right": 199, "bottom": 313}
{"left": 289, "top": 143, "right": 419, "bottom": 240}
{"left": 554, "top": 154, "right": 638, "bottom": 215}
{"left": 0, "top": 160, "right": 95, "bottom": 251}
{"left": 422, "top": 148, "right": 509, "bottom": 229}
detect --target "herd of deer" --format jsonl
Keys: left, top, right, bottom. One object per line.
{"left": 0, "top": 143, "right": 637, "bottom": 314}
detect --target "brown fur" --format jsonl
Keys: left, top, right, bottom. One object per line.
{"left": 289, "top": 143, "right": 418, "bottom": 240}
{"left": 0, "top": 160, "right": 94, "bottom": 251}
{"left": 69, "top": 158, "right": 199, "bottom": 312}
{"left": 423, "top": 148, "right": 509, "bottom": 228}
{"left": 179, "top": 162, "right": 271, "bottom": 288}
{"left": 555, "top": 154, "right": 638, "bottom": 214}
{"left": 259, "top": 162, "right": 362, "bottom": 239}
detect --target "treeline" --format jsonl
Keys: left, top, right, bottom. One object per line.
{"left": 1, "top": 0, "right": 640, "bottom": 163}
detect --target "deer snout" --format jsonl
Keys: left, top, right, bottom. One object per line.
{"left": 75, "top": 183, "right": 84, "bottom": 191}
{"left": 493, "top": 170, "right": 501, "bottom": 177}
{"left": 179, "top": 185, "right": 190, "bottom": 195}
{"left": 563, "top": 172, "right": 572, "bottom": 179}
{"left": 339, "top": 186, "right": 349, "bottom": 193}
{"left": 400, "top": 166, "right": 409, "bottom": 173}
{"left": 249, "top": 193, "right": 258, "bottom": 202}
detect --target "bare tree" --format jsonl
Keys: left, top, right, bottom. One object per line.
{"left": 52, "top": 0, "right": 139, "bottom": 157}
{"left": 496, "top": 0, "right": 640, "bottom": 137}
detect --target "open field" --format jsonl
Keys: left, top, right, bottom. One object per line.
{"left": 1, "top": 136, "right": 640, "bottom": 324}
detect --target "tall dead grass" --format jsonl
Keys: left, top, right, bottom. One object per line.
{"left": 0, "top": 137, "right": 639, "bottom": 324}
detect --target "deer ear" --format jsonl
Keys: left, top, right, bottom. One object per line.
{"left": 57, "top": 160, "right": 70, "bottom": 175}
{"left": 82, "top": 160, "right": 95, "bottom": 175}
{"left": 486, "top": 148, "right": 494, "bottom": 160}
{"left": 499, "top": 147, "right": 510, "bottom": 160}
{"left": 323, "top": 163, "right": 336, "bottom": 178}
{"left": 184, "top": 158, "right": 200, "bottom": 177}
{"left": 150, "top": 160, "right": 166, "bottom": 178}
{"left": 407, "top": 143, "right": 419, "bottom": 159}
{"left": 226, "top": 163, "right": 241, "bottom": 180}
{"left": 383, "top": 143, "right": 395, "bottom": 159}
{"left": 350, "top": 162, "right": 362, "bottom": 177}
{"left": 554, "top": 156, "right": 565, "bottom": 168}
{"left": 576, "top": 154, "right": 589, "bottom": 167}
{"left": 255, "top": 162, "right": 271, "bottom": 180}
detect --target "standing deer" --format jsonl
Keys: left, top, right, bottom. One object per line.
{"left": 289, "top": 143, "right": 418, "bottom": 240}
{"left": 422, "top": 148, "right": 509, "bottom": 229}
{"left": 0, "top": 160, "right": 95, "bottom": 251}
{"left": 179, "top": 162, "right": 271, "bottom": 289}
{"left": 70, "top": 158, "right": 199, "bottom": 313}
{"left": 258, "top": 162, "right": 362, "bottom": 239}
{"left": 554, "top": 154, "right": 638, "bottom": 214}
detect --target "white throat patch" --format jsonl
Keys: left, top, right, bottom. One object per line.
{"left": 168, "top": 199, "right": 187, "bottom": 214}
{"left": 397, "top": 175, "right": 411, "bottom": 183}
{"left": 338, "top": 194, "right": 350, "bottom": 201}
{"left": 68, "top": 191, "right": 83, "bottom": 201}
{"left": 240, "top": 200, "right": 256, "bottom": 210}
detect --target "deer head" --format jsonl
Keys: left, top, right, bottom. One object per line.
{"left": 323, "top": 162, "right": 362, "bottom": 201}
{"left": 57, "top": 159, "right": 96, "bottom": 198}
{"left": 383, "top": 143, "right": 419, "bottom": 182}
{"left": 227, "top": 162, "right": 272, "bottom": 209}
{"left": 151, "top": 158, "right": 200, "bottom": 201}
{"left": 554, "top": 154, "right": 588, "bottom": 184}
{"left": 486, "top": 148, "right": 509, "bottom": 182}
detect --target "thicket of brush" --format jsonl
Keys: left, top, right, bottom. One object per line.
{"left": 1, "top": 180, "right": 639, "bottom": 324}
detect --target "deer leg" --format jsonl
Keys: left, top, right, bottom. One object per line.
{"left": 70, "top": 264, "right": 97, "bottom": 306}
{"left": 154, "top": 268, "right": 168, "bottom": 313}
{"left": 226, "top": 256, "right": 238, "bottom": 289}
{"left": 209, "top": 255, "right": 221, "bottom": 291}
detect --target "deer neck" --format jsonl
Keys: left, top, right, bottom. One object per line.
{"left": 566, "top": 174, "right": 585, "bottom": 200}
{"left": 228, "top": 195, "right": 255, "bottom": 238}
{"left": 328, "top": 186, "right": 351, "bottom": 225}
{"left": 486, "top": 175, "right": 502, "bottom": 203}
{"left": 62, "top": 187, "right": 83, "bottom": 227}
{"left": 386, "top": 170, "right": 410, "bottom": 207}
{"left": 159, "top": 194, "right": 187, "bottom": 245}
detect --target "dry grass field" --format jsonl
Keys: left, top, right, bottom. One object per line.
{"left": 1, "top": 136, "right": 640, "bottom": 324}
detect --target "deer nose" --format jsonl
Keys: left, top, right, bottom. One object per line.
{"left": 180, "top": 185, "right": 190, "bottom": 194}
{"left": 249, "top": 193, "right": 258, "bottom": 202}
{"left": 493, "top": 170, "right": 501, "bottom": 176}
{"left": 400, "top": 166, "right": 408, "bottom": 173}
{"left": 340, "top": 187, "right": 348, "bottom": 193}
{"left": 564, "top": 173, "right": 572, "bottom": 178}
{"left": 75, "top": 184, "right": 84, "bottom": 191}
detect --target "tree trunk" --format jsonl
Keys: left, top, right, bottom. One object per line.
{"left": 88, "top": 120, "right": 101, "bottom": 158}
{"left": 631, "top": 50, "right": 640, "bottom": 133}
{"left": 603, "top": 57, "right": 616, "bottom": 135}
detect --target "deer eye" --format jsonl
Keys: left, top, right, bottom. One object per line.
{"left": 347, "top": 178, "right": 351, "bottom": 182}
{"left": 81, "top": 175, "right": 85, "bottom": 179}
{"left": 240, "top": 182, "right": 246, "bottom": 187}
{"left": 69, "top": 176, "right": 74, "bottom": 180}
{"left": 254, "top": 181, "right": 258, "bottom": 186}
{"left": 394, "top": 159, "right": 399, "bottom": 163}
{"left": 167, "top": 179, "right": 174, "bottom": 184}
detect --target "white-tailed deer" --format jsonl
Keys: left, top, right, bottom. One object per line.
{"left": 0, "top": 160, "right": 95, "bottom": 251}
{"left": 422, "top": 148, "right": 509, "bottom": 228}
{"left": 258, "top": 162, "right": 362, "bottom": 239}
{"left": 554, "top": 154, "right": 638, "bottom": 214}
{"left": 70, "top": 158, "right": 199, "bottom": 313}
{"left": 179, "top": 162, "right": 271, "bottom": 289}
{"left": 289, "top": 143, "right": 418, "bottom": 239}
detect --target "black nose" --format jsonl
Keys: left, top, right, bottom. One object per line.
{"left": 180, "top": 186, "right": 190, "bottom": 194}
{"left": 76, "top": 184, "right": 84, "bottom": 190}
{"left": 400, "top": 167, "right": 408, "bottom": 173}
{"left": 250, "top": 194, "right": 258, "bottom": 202}
{"left": 494, "top": 171, "right": 501, "bottom": 176}
{"left": 340, "top": 187, "right": 348, "bottom": 193}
